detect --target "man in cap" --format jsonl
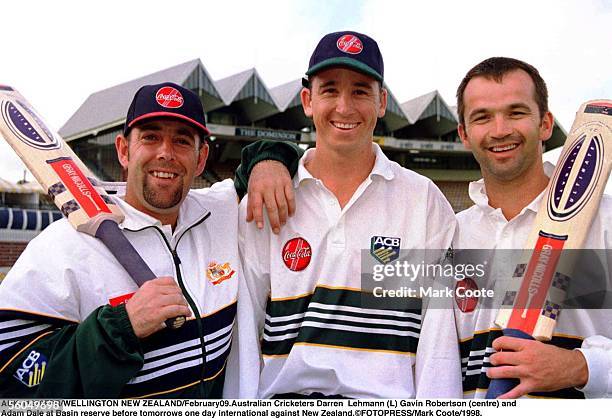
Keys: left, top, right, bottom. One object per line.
{"left": 0, "top": 82, "right": 299, "bottom": 397}
{"left": 237, "top": 31, "right": 462, "bottom": 398}
{"left": 453, "top": 57, "right": 612, "bottom": 398}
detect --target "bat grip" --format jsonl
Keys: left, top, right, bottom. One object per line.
{"left": 485, "top": 328, "right": 534, "bottom": 399}
{"left": 95, "top": 219, "right": 186, "bottom": 330}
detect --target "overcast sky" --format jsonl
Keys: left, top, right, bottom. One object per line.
{"left": 1, "top": 0, "right": 610, "bottom": 182}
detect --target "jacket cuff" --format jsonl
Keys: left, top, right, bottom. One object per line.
{"left": 97, "top": 304, "right": 141, "bottom": 354}
{"left": 246, "top": 147, "right": 301, "bottom": 178}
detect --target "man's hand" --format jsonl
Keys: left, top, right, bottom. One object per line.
{"left": 487, "top": 336, "right": 589, "bottom": 398}
{"left": 125, "top": 277, "right": 191, "bottom": 339}
{"left": 246, "top": 160, "right": 296, "bottom": 234}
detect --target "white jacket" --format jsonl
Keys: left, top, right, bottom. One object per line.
{"left": 0, "top": 180, "right": 245, "bottom": 398}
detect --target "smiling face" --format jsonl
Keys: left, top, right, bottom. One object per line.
{"left": 301, "top": 67, "right": 387, "bottom": 154}
{"left": 458, "top": 69, "right": 554, "bottom": 184}
{"left": 116, "top": 118, "right": 208, "bottom": 225}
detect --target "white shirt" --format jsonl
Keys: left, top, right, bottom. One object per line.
{"left": 455, "top": 162, "right": 612, "bottom": 398}
{"left": 236, "top": 143, "right": 462, "bottom": 398}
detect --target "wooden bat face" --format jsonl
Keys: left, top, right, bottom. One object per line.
{"left": 0, "top": 86, "right": 123, "bottom": 235}
{"left": 495, "top": 100, "right": 612, "bottom": 340}
{"left": 0, "top": 85, "right": 186, "bottom": 329}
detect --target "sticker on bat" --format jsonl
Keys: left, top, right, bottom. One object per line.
{"left": 0, "top": 100, "right": 59, "bottom": 150}
{"left": 584, "top": 102, "right": 612, "bottom": 116}
{"left": 47, "top": 157, "right": 111, "bottom": 217}
{"left": 548, "top": 132, "right": 603, "bottom": 221}
{"left": 506, "top": 231, "right": 567, "bottom": 334}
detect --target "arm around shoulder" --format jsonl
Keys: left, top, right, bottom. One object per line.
{"left": 234, "top": 140, "right": 304, "bottom": 198}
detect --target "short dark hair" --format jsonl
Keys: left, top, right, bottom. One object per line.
{"left": 456, "top": 57, "right": 549, "bottom": 126}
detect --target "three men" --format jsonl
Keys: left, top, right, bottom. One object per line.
{"left": 0, "top": 82, "right": 296, "bottom": 397}
{"left": 455, "top": 57, "right": 612, "bottom": 398}
{"left": 237, "top": 31, "right": 462, "bottom": 398}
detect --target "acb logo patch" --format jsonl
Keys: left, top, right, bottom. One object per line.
{"left": 370, "top": 236, "right": 400, "bottom": 264}
{"left": 14, "top": 350, "right": 47, "bottom": 388}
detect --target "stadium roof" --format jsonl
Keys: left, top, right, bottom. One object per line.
{"left": 60, "top": 59, "right": 222, "bottom": 140}
{"left": 270, "top": 79, "right": 302, "bottom": 111}
{"left": 401, "top": 90, "right": 456, "bottom": 124}
{"left": 381, "top": 86, "right": 410, "bottom": 132}
{"left": 398, "top": 91, "right": 457, "bottom": 138}
{"left": 214, "top": 68, "right": 279, "bottom": 122}
{"left": 59, "top": 59, "right": 567, "bottom": 143}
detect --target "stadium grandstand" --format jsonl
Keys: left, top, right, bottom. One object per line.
{"left": 58, "top": 58, "right": 567, "bottom": 210}
{"left": 0, "top": 177, "right": 62, "bottom": 278}
{"left": 0, "top": 58, "right": 567, "bottom": 275}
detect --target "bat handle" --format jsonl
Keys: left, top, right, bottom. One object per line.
{"left": 95, "top": 219, "right": 186, "bottom": 330}
{"left": 485, "top": 328, "right": 534, "bottom": 399}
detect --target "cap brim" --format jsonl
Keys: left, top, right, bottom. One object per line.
{"left": 128, "top": 112, "right": 211, "bottom": 136}
{"left": 306, "top": 57, "right": 383, "bottom": 82}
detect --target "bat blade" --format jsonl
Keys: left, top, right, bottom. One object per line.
{"left": 0, "top": 85, "right": 124, "bottom": 232}
{"left": 0, "top": 85, "right": 185, "bottom": 329}
{"left": 487, "top": 100, "right": 612, "bottom": 398}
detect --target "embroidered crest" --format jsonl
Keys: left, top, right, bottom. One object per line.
{"left": 206, "top": 261, "right": 236, "bottom": 285}
{"left": 370, "top": 236, "right": 400, "bottom": 264}
{"left": 14, "top": 350, "right": 47, "bottom": 388}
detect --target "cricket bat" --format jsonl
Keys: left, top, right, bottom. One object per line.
{"left": 0, "top": 85, "right": 185, "bottom": 329}
{"left": 487, "top": 100, "right": 612, "bottom": 398}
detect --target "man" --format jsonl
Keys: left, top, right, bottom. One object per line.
{"left": 455, "top": 57, "right": 612, "bottom": 398}
{"left": 237, "top": 31, "right": 462, "bottom": 398}
{"left": 0, "top": 82, "right": 298, "bottom": 397}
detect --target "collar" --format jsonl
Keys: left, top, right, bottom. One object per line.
{"left": 115, "top": 191, "right": 210, "bottom": 235}
{"left": 468, "top": 161, "right": 555, "bottom": 215}
{"left": 293, "top": 142, "right": 395, "bottom": 187}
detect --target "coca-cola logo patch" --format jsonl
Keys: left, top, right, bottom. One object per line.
{"left": 455, "top": 277, "right": 478, "bottom": 313}
{"left": 336, "top": 34, "right": 363, "bottom": 54}
{"left": 282, "top": 237, "right": 312, "bottom": 271}
{"left": 156, "top": 87, "right": 184, "bottom": 108}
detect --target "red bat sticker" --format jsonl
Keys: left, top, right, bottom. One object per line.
{"left": 507, "top": 231, "right": 567, "bottom": 334}
{"left": 47, "top": 157, "right": 111, "bottom": 217}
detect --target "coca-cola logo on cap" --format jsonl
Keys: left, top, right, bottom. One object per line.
{"left": 282, "top": 237, "right": 312, "bottom": 271}
{"left": 336, "top": 34, "right": 363, "bottom": 55}
{"left": 156, "top": 87, "right": 184, "bottom": 109}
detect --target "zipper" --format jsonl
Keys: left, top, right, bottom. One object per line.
{"left": 125, "top": 211, "right": 212, "bottom": 382}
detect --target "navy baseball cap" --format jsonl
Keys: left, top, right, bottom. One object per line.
{"left": 123, "top": 82, "right": 210, "bottom": 137}
{"left": 304, "top": 31, "right": 384, "bottom": 84}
